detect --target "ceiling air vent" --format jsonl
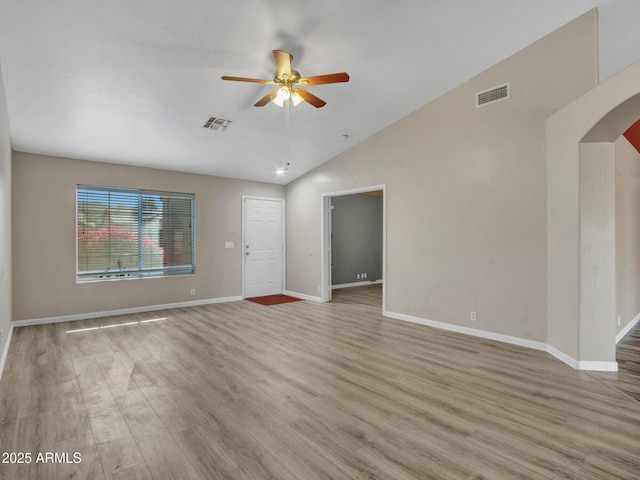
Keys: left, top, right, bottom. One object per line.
{"left": 203, "top": 117, "right": 232, "bottom": 132}
{"left": 476, "top": 82, "right": 510, "bottom": 108}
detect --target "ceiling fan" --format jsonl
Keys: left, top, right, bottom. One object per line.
{"left": 221, "top": 50, "right": 349, "bottom": 108}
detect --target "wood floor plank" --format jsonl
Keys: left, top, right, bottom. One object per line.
{"left": 134, "top": 431, "right": 204, "bottom": 480}
{"left": 86, "top": 405, "right": 134, "bottom": 446}
{"left": 2, "top": 284, "right": 640, "bottom": 479}
{"left": 121, "top": 405, "right": 168, "bottom": 439}
{"left": 108, "top": 463, "right": 154, "bottom": 480}
{"left": 172, "top": 424, "right": 240, "bottom": 479}
{"left": 226, "top": 453, "right": 300, "bottom": 480}
{"left": 593, "top": 319, "right": 640, "bottom": 404}
{"left": 95, "top": 437, "right": 146, "bottom": 477}
{"left": 55, "top": 431, "right": 106, "bottom": 480}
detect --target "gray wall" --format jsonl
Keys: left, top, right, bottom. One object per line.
{"left": 331, "top": 194, "right": 383, "bottom": 286}
{"left": 0, "top": 64, "right": 11, "bottom": 365}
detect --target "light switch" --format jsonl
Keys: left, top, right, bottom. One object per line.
{"left": 225, "top": 241, "right": 234, "bottom": 249}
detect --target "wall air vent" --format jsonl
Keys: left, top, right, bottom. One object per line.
{"left": 203, "top": 117, "right": 232, "bottom": 132}
{"left": 476, "top": 82, "right": 510, "bottom": 108}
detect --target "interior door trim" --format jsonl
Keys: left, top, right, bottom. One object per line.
{"left": 320, "top": 184, "right": 386, "bottom": 313}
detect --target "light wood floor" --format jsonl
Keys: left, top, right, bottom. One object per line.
{"left": 331, "top": 283, "right": 383, "bottom": 308}
{"left": 2, "top": 285, "right": 640, "bottom": 479}
{"left": 593, "top": 319, "right": 640, "bottom": 404}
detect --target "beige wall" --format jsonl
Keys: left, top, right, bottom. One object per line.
{"left": 615, "top": 135, "right": 640, "bottom": 334}
{"left": 0, "top": 65, "right": 11, "bottom": 360}
{"left": 547, "top": 58, "right": 640, "bottom": 366}
{"left": 579, "top": 142, "right": 616, "bottom": 362}
{"left": 548, "top": 62, "right": 640, "bottom": 363}
{"left": 12, "top": 153, "right": 284, "bottom": 320}
{"left": 286, "top": 11, "right": 598, "bottom": 343}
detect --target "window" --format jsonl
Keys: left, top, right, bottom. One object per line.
{"left": 77, "top": 186, "right": 195, "bottom": 281}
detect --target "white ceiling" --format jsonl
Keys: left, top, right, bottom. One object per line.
{"left": 0, "top": 0, "right": 637, "bottom": 184}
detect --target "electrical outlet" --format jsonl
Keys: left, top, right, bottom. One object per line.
{"left": 618, "top": 315, "right": 621, "bottom": 326}
{"left": 190, "top": 288, "right": 196, "bottom": 296}
{"left": 357, "top": 274, "right": 360, "bottom": 279}
{"left": 0, "top": 329, "right": 3, "bottom": 342}
{"left": 364, "top": 273, "right": 367, "bottom": 279}
{"left": 470, "top": 311, "right": 477, "bottom": 322}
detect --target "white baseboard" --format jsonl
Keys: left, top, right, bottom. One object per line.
{"left": 385, "top": 310, "right": 619, "bottom": 372}
{"left": 545, "top": 344, "right": 580, "bottom": 369}
{"left": 384, "top": 310, "right": 547, "bottom": 352}
{"left": 617, "top": 311, "right": 640, "bottom": 343}
{"left": 332, "top": 280, "right": 383, "bottom": 289}
{"left": 13, "top": 296, "right": 243, "bottom": 328}
{"left": 545, "top": 346, "right": 617, "bottom": 371}
{"left": 284, "top": 291, "right": 323, "bottom": 302}
{"left": 576, "top": 360, "right": 618, "bottom": 371}
{"left": 0, "top": 322, "right": 15, "bottom": 384}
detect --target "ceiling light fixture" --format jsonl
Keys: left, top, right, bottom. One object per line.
{"left": 272, "top": 86, "right": 304, "bottom": 108}
{"left": 275, "top": 162, "right": 291, "bottom": 175}
{"left": 291, "top": 89, "right": 304, "bottom": 107}
{"left": 222, "top": 50, "right": 348, "bottom": 109}
{"left": 274, "top": 86, "right": 290, "bottom": 105}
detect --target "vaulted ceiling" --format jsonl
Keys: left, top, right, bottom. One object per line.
{"left": 0, "top": 1, "right": 638, "bottom": 184}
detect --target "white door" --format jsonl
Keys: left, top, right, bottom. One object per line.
{"left": 243, "top": 198, "right": 284, "bottom": 298}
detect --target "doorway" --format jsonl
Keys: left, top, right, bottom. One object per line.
{"left": 547, "top": 59, "right": 640, "bottom": 369}
{"left": 242, "top": 197, "right": 285, "bottom": 298}
{"left": 321, "top": 185, "right": 386, "bottom": 312}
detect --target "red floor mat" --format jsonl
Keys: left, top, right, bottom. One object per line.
{"left": 246, "top": 294, "right": 303, "bottom": 306}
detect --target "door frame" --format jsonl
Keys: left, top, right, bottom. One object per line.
{"left": 241, "top": 196, "right": 286, "bottom": 299}
{"left": 321, "top": 184, "right": 387, "bottom": 312}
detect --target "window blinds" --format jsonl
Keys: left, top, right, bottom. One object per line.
{"left": 77, "top": 186, "right": 195, "bottom": 281}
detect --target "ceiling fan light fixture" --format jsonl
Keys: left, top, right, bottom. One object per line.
{"left": 221, "top": 50, "right": 349, "bottom": 108}
{"left": 278, "top": 86, "right": 290, "bottom": 100}
{"left": 272, "top": 87, "right": 290, "bottom": 107}
{"left": 272, "top": 86, "right": 302, "bottom": 108}
{"left": 291, "top": 90, "right": 303, "bottom": 106}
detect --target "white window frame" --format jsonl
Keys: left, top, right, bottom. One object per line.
{"left": 76, "top": 185, "right": 196, "bottom": 282}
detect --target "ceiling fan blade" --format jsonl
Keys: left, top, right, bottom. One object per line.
{"left": 298, "top": 72, "right": 350, "bottom": 86}
{"left": 254, "top": 89, "right": 278, "bottom": 107}
{"left": 221, "top": 76, "right": 276, "bottom": 84}
{"left": 273, "top": 50, "right": 293, "bottom": 78}
{"left": 296, "top": 88, "right": 327, "bottom": 108}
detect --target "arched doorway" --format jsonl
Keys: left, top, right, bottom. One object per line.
{"left": 547, "top": 63, "right": 640, "bottom": 370}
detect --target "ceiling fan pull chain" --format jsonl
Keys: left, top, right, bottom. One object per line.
{"left": 285, "top": 99, "right": 290, "bottom": 127}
